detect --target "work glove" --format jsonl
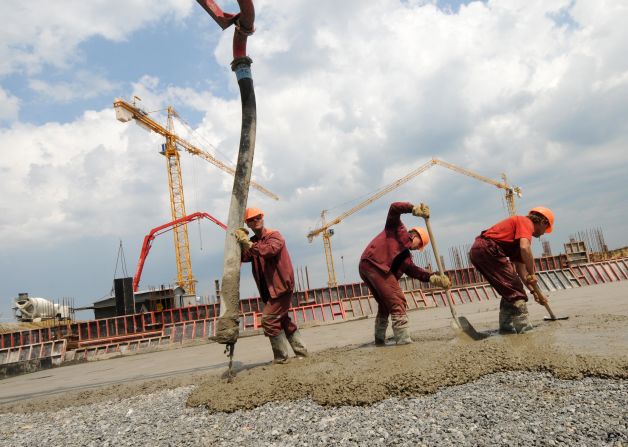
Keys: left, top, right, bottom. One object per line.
{"left": 525, "top": 274, "right": 538, "bottom": 288}
{"left": 234, "top": 228, "right": 253, "bottom": 250}
{"left": 412, "top": 203, "right": 430, "bottom": 219}
{"left": 429, "top": 273, "right": 451, "bottom": 289}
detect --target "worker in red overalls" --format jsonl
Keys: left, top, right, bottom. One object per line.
{"left": 234, "top": 207, "right": 307, "bottom": 363}
{"left": 469, "top": 207, "right": 554, "bottom": 334}
{"left": 359, "top": 202, "right": 451, "bottom": 345}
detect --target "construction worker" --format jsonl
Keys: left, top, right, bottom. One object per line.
{"left": 469, "top": 207, "right": 554, "bottom": 334}
{"left": 359, "top": 202, "right": 451, "bottom": 345}
{"left": 234, "top": 207, "right": 308, "bottom": 363}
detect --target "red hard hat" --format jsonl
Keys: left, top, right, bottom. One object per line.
{"left": 244, "top": 207, "right": 264, "bottom": 221}
{"left": 529, "top": 206, "right": 554, "bottom": 234}
{"left": 410, "top": 227, "right": 430, "bottom": 252}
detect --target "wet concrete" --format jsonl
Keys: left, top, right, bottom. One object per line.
{"left": 187, "top": 312, "right": 628, "bottom": 412}
{"left": 1, "top": 281, "right": 627, "bottom": 414}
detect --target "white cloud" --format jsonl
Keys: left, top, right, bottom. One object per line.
{"left": 29, "top": 70, "right": 120, "bottom": 102}
{"left": 0, "top": 0, "right": 193, "bottom": 76}
{"left": 0, "top": 87, "right": 20, "bottom": 121}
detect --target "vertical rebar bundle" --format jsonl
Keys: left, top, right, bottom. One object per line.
{"left": 569, "top": 227, "right": 609, "bottom": 256}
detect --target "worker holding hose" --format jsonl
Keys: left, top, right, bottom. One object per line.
{"left": 469, "top": 207, "right": 554, "bottom": 334}
{"left": 359, "top": 202, "right": 451, "bottom": 345}
{"left": 234, "top": 207, "right": 308, "bottom": 363}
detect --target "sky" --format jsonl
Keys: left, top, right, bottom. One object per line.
{"left": 1, "top": 0, "right": 627, "bottom": 320}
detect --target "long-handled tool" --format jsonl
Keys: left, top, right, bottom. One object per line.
{"left": 198, "top": 0, "right": 258, "bottom": 381}
{"left": 530, "top": 282, "right": 569, "bottom": 321}
{"left": 422, "top": 215, "right": 488, "bottom": 340}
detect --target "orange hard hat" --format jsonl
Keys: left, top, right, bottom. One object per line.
{"left": 244, "top": 207, "right": 264, "bottom": 221}
{"left": 409, "top": 227, "right": 430, "bottom": 251}
{"left": 529, "top": 206, "right": 554, "bottom": 233}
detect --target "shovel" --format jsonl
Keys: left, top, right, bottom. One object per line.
{"left": 530, "top": 283, "right": 569, "bottom": 321}
{"left": 422, "top": 215, "right": 489, "bottom": 340}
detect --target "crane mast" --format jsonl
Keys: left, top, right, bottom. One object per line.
{"left": 163, "top": 106, "right": 195, "bottom": 294}
{"left": 320, "top": 211, "right": 338, "bottom": 287}
{"left": 307, "top": 157, "right": 522, "bottom": 286}
{"left": 114, "top": 98, "right": 279, "bottom": 295}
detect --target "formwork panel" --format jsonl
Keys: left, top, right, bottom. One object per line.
{"left": 608, "top": 262, "right": 626, "bottom": 280}
{"left": 332, "top": 302, "right": 344, "bottom": 319}
{"left": 602, "top": 264, "right": 620, "bottom": 281}
{"left": 343, "top": 299, "right": 358, "bottom": 318}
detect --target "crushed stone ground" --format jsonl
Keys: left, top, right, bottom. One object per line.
{"left": 1, "top": 372, "right": 626, "bottom": 446}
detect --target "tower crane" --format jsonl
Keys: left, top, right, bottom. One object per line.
{"left": 307, "top": 158, "right": 522, "bottom": 287}
{"left": 114, "top": 98, "right": 278, "bottom": 295}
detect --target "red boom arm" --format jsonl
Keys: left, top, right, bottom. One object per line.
{"left": 133, "top": 212, "right": 228, "bottom": 292}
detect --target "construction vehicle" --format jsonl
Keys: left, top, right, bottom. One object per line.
{"left": 114, "top": 98, "right": 277, "bottom": 295}
{"left": 12, "top": 293, "right": 71, "bottom": 322}
{"left": 307, "top": 157, "right": 522, "bottom": 287}
{"left": 132, "top": 212, "right": 227, "bottom": 293}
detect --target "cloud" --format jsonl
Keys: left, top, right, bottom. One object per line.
{"left": 0, "top": 0, "right": 193, "bottom": 76}
{"left": 28, "top": 70, "right": 120, "bottom": 102}
{"left": 0, "top": 87, "right": 19, "bottom": 122}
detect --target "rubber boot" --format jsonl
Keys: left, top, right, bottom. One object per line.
{"left": 392, "top": 326, "right": 413, "bottom": 345}
{"left": 374, "top": 317, "right": 389, "bottom": 346}
{"left": 269, "top": 332, "right": 290, "bottom": 364}
{"left": 511, "top": 299, "right": 533, "bottom": 333}
{"left": 287, "top": 329, "right": 308, "bottom": 358}
{"left": 498, "top": 299, "right": 516, "bottom": 334}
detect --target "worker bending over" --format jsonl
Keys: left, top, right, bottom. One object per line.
{"left": 234, "top": 208, "right": 308, "bottom": 363}
{"left": 469, "top": 207, "right": 554, "bottom": 334}
{"left": 359, "top": 202, "right": 451, "bottom": 345}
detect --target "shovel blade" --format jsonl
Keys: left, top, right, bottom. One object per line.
{"left": 457, "top": 316, "right": 490, "bottom": 340}
{"left": 544, "top": 316, "right": 569, "bottom": 321}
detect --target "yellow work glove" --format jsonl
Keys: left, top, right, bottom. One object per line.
{"left": 234, "top": 228, "right": 253, "bottom": 250}
{"left": 525, "top": 274, "right": 538, "bottom": 288}
{"left": 412, "top": 203, "right": 430, "bottom": 219}
{"left": 429, "top": 273, "right": 451, "bottom": 289}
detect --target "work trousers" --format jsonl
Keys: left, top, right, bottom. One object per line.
{"left": 469, "top": 237, "right": 527, "bottom": 302}
{"left": 359, "top": 259, "right": 408, "bottom": 329}
{"left": 261, "top": 291, "right": 298, "bottom": 337}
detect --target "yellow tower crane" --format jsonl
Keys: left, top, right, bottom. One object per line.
{"left": 307, "top": 158, "right": 521, "bottom": 287}
{"left": 113, "top": 98, "right": 278, "bottom": 295}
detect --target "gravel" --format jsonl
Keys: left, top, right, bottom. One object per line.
{"left": 1, "top": 371, "right": 626, "bottom": 447}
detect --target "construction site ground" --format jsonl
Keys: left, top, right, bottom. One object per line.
{"left": 1, "top": 281, "right": 627, "bottom": 446}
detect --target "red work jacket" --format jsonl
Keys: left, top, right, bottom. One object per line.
{"left": 479, "top": 215, "right": 534, "bottom": 262}
{"left": 242, "top": 228, "right": 294, "bottom": 299}
{"left": 360, "top": 202, "right": 431, "bottom": 282}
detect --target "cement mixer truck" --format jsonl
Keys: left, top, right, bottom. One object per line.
{"left": 12, "top": 293, "right": 71, "bottom": 322}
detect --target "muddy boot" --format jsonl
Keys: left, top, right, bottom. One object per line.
{"left": 269, "top": 332, "right": 290, "bottom": 364}
{"left": 511, "top": 299, "right": 533, "bottom": 333}
{"left": 374, "top": 317, "right": 389, "bottom": 346}
{"left": 392, "top": 326, "right": 413, "bottom": 345}
{"left": 287, "top": 329, "right": 308, "bottom": 358}
{"left": 498, "top": 299, "right": 516, "bottom": 334}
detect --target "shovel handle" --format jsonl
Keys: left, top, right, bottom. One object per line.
{"left": 530, "top": 282, "right": 557, "bottom": 320}
{"left": 423, "top": 217, "right": 460, "bottom": 325}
